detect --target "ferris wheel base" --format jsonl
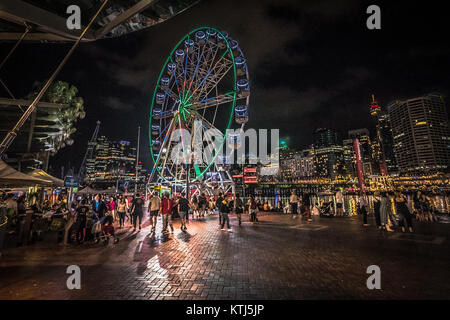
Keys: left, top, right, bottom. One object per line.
{"left": 146, "top": 170, "right": 235, "bottom": 197}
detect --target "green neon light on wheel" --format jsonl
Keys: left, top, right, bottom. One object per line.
{"left": 148, "top": 27, "right": 250, "bottom": 185}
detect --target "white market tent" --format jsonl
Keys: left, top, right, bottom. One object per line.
{"left": 28, "top": 169, "right": 64, "bottom": 187}
{"left": 76, "top": 186, "right": 103, "bottom": 194}
{"left": 0, "top": 161, "right": 52, "bottom": 187}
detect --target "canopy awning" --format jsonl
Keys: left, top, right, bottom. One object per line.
{"left": 28, "top": 169, "right": 64, "bottom": 187}
{"left": 0, "top": 161, "right": 52, "bottom": 187}
{"left": 76, "top": 186, "right": 103, "bottom": 194}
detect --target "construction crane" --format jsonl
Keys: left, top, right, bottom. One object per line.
{"left": 77, "top": 120, "right": 100, "bottom": 183}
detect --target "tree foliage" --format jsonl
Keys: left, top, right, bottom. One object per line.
{"left": 27, "top": 80, "right": 85, "bottom": 153}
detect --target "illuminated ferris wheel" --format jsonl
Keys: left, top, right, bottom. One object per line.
{"left": 148, "top": 27, "right": 250, "bottom": 189}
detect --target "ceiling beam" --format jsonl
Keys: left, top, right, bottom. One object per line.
{"left": 0, "top": 98, "right": 69, "bottom": 109}
{"left": 93, "top": 0, "right": 156, "bottom": 39}
{"left": 0, "top": 32, "right": 71, "bottom": 41}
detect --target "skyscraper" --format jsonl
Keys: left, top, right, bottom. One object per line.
{"left": 313, "top": 128, "right": 341, "bottom": 148}
{"left": 369, "top": 94, "right": 398, "bottom": 174}
{"left": 85, "top": 136, "right": 139, "bottom": 187}
{"left": 388, "top": 93, "right": 450, "bottom": 174}
{"left": 313, "top": 129, "right": 344, "bottom": 180}
{"left": 348, "top": 128, "right": 373, "bottom": 175}
{"left": 342, "top": 139, "right": 356, "bottom": 178}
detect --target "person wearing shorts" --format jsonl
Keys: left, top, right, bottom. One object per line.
{"left": 290, "top": 191, "right": 298, "bottom": 218}
{"left": 149, "top": 192, "right": 161, "bottom": 232}
{"left": 336, "top": 189, "right": 344, "bottom": 216}
{"left": 178, "top": 192, "right": 190, "bottom": 231}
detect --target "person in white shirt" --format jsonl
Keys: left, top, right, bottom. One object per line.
{"left": 149, "top": 192, "right": 161, "bottom": 232}
{"left": 289, "top": 191, "right": 298, "bottom": 218}
{"left": 335, "top": 189, "right": 344, "bottom": 216}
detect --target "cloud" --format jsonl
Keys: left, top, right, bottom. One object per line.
{"left": 104, "top": 96, "right": 134, "bottom": 111}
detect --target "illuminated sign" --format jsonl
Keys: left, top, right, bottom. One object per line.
{"left": 64, "top": 176, "right": 78, "bottom": 187}
{"left": 244, "top": 176, "right": 258, "bottom": 183}
{"left": 244, "top": 167, "right": 257, "bottom": 173}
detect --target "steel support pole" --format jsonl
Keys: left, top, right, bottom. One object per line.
{"left": 0, "top": 23, "right": 30, "bottom": 73}
{"left": 135, "top": 126, "right": 141, "bottom": 194}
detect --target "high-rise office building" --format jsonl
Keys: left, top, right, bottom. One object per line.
{"left": 388, "top": 93, "right": 450, "bottom": 174}
{"left": 313, "top": 128, "right": 341, "bottom": 148}
{"left": 313, "top": 128, "right": 344, "bottom": 180}
{"left": 348, "top": 128, "right": 374, "bottom": 176}
{"left": 85, "top": 136, "right": 141, "bottom": 187}
{"left": 313, "top": 145, "right": 345, "bottom": 180}
{"left": 369, "top": 94, "right": 398, "bottom": 174}
{"left": 342, "top": 139, "right": 356, "bottom": 178}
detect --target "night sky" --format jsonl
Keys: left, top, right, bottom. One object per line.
{"left": 0, "top": 0, "right": 448, "bottom": 175}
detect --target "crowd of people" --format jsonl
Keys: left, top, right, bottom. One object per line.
{"left": 284, "top": 188, "right": 446, "bottom": 234}
{"left": 2, "top": 187, "right": 448, "bottom": 248}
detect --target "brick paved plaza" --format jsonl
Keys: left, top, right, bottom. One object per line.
{"left": 0, "top": 213, "right": 449, "bottom": 300}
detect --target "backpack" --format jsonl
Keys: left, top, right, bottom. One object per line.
{"left": 220, "top": 200, "right": 230, "bottom": 213}
{"left": 250, "top": 200, "right": 257, "bottom": 210}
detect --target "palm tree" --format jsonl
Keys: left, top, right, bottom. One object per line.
{"left": 27, "top": 80, "right": 85, "bottom": 153}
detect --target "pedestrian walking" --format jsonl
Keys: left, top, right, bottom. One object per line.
{"left": 290, "top": 190, "right": 298, "bottom": 218}
{"left": 178, "top": 192, "right": 190, "bottom": 231}
{"left": 216, "top": 192, "right": 225, "bottom": 225}
{"left": 373, "top": 191, "right": 382, "bottom": 229}
{"left": 191, "top": 195, "right": 199, "bottom": 219}
{"left": 149, "top": 192, "right": 161, "bottom": 232}
{"left": 117, "top": 196, "right": 128, "bottom": 228}
{"left": 130, "top": 193, "right": 145, "bottom": 231}
{"left": 394, "top": 192, "right": 414, "bottom": 233}
{"left": 75, "top": 198, "right": 90, "bottom": 243}
{"left": 198, "top": 193, "right": 207, "bottom": 219}
{"left": 92, "top": 194, "right": 108, "bottom": 220}
{"left": 219, "top": 197, "right": 231, "bottom": 231}
{"left": 235, "top": 193, "right": 244, "bottom": 226}
{"left": 379, "top": 192, "right": 394, "bottom": 232}
{"left": 160, "top": 192, "right": 174, "bottom": 233}
{"left": 248, "top": 196, "right": 258, "bottom": 222}
{"left": 359, "top": 192, "right": 369, "bottom": 226}
{"left": 108, "top": 196, "right": 117, "bottom": 222}
{"left": 301, "top": 193, "right": 312, "bottom": 222}
{"left": 335, "top": 189, "right": 344, "bottom": 216}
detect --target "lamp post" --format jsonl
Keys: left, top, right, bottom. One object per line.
{"left": 135, "top": 126, "right": 141, "bottom": 195}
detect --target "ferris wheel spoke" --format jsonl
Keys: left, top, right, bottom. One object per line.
{"left": 187, "top": 44, "right": 206, "bottom": 94}
{"left": 154, "top": 120, "right": 172, "bottom": 143}
{"left": 186, "top": 55, "right": 234, "bottom": 105}
{"left": 191, "top": 110, "right": 223, "bottom": 135}
{"left": 189, "top": 92, "right": 235, "bottom": 110}
{"left": 154, "top": 110, "right": 178, "bottom": 120}
{"left": 195, "top": 41, "right": 219, "bottom": 89}
{"left": 160, "top": 86, "right": 180, "bottom": 102}
{"left": 169, "top": 59, "right": 182, "bottom": 96}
